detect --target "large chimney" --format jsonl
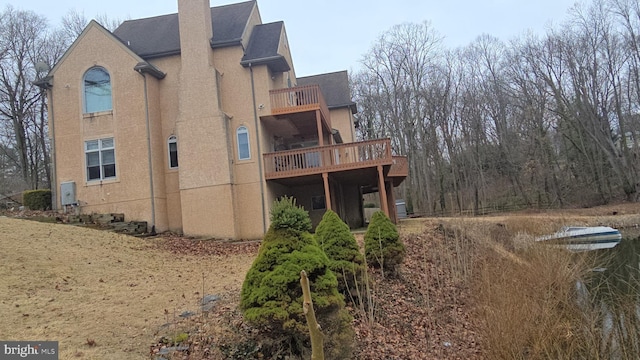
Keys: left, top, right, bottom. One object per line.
{"left": 177, "top": 0, "right": 218, "bottom": 119}
{"left": 178, "top": 0, "right": 214, "bottom": 73}
{"left": 175, "top": 0, "right": 235, "bottom": 238}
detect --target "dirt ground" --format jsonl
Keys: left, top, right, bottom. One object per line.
{"left": 0, "top": 217, "right": 256, "bottom": 359}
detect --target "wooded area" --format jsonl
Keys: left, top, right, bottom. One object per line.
{"left": 352, "top": 0, "right": 640, "bottom": 215}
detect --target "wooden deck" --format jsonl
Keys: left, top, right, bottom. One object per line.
{"left": 264, "top": 138, "right": 394, "bottom": 180}
{"left": 389, "top": 156, "right": 409, "bottom": 185}
{"left": 269, "top": 84, "right": 331, "bottom": 131}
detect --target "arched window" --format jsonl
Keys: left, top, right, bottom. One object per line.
{"left": 237, "top": 126, "right": 251, "bottom": 160}
{"left": 83, "top": 67, "right": 112, "bottom": 113}
{"left": 168, "top": 135, "right": 178, "bottom": 169}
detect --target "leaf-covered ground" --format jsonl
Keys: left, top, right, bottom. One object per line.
{"left": 150, "top": 223, "right": 483, "bottom": 359}
{"left": 353, "top": 228, "right": 481, "bottom": 359}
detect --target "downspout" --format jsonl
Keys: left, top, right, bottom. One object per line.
{"left": 249, "top": 63, "right": 267, "bottom": 234}
{"left": 47, "top": 86, "right": 57, "bottom": 210}
{"left": 136, "top": 70, "right": 156, "bottom": 235}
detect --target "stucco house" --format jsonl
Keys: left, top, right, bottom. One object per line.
{"left": 37, "top": 0, "right": 407, "bottom": 240}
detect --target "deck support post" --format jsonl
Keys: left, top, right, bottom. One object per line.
{"left": 377, "top": 165, "right": 389, "bottom": 217}
{"left": 322, "top": 172, "right": 331, "bottom": 211}
{"left": 316, "top": 110, "right": 324, "bottom": 145}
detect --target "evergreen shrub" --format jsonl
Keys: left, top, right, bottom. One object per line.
{"left": 315, "top": 209, "right": 366, "bottom": 301}
{"left": 364, "top": 211, "right": 405, "bottom": 276}
{"left": 23, "top": 189, "right": 51, "bottom": 210}
{"left": 240, "top": 197, "right": 353, "bottom": 358}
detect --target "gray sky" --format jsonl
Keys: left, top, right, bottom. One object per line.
{"left": 13, "top": 0, "right": 580, "bottom": 77}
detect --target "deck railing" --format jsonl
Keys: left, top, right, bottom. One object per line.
{"left": 264, "top": 138, "right": 392, "bottom": 179}
{"left": 269, "top": 84, "right": 330, "bottom": 124}
{"left": 389, "top": 156, "right": 409, "bottom": 177}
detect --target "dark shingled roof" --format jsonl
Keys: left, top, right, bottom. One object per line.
{"left": 240, "top": 22, "right": 290, "bottom": 72}
{"left": 113, "top": 1, "right": 256, "bottom": 59}
{"left": 297, "top": 71, "right": 357, "bottom": 113}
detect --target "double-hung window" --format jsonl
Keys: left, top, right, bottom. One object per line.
{"left": 85, "top": 138, "right": 116, "bottom": 181}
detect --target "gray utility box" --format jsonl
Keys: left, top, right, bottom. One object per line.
{"left": 60, "top": 181, "right": 76, "bottom": 206}
{"left": 395, "top": 200, "right": 407, "bottom": 219}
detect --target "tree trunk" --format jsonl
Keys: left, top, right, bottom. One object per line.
{"left": 300, "top": 270, "right": 324, "bottom": 360}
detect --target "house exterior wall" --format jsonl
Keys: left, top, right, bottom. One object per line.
{"left": 51, "top": 25, "right": 164, "bottom": 228}
{"left": 151, "top": 55, "right": 183, "bottom": 232}
{"left": 330, "top": 107, "right": 356, "bottom": 144}
{"left": 287, "top": 183, "right": 330, "bottom": 228}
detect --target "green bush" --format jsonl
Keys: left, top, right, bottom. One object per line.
{"left": 315, "top": 210, "right": 366, "bottom": 302}
{"left": 240, "top": 198, "right": 353, "bottom": 359}
{"left": 23, "top": 189, "right": 52, "bottom": 210}
{"left": 269, "top": 196, "right": 312, "bottom": 233}
{"left": 363, "top": 202, "right": 377, "bottom": 208}
{"left": 364, "top": 211, "right": 405, "bottom": 277}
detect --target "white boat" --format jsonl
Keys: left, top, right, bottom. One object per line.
{"left": 536, "top": 226, "right": 622, "bottom": 252}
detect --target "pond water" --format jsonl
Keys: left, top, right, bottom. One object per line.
{"left": 580, "top": 232, "right": 640, "bottom": 357}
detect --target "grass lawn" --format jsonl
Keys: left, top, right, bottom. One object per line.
{"left": 0, "top": 217, "right": 255, "bottom": 359}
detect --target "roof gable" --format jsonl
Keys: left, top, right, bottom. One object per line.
{"left": 48, "top": 20, "right": 146, "bottom": 78}
{"left": 240, "top": 22, "right": 290, "bottom": 73}
{"left": 113, "top": 1, "right": 256, "bottom": 59}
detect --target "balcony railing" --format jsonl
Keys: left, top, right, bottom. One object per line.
{"left": 264, "top": 138, "right": 393, "bottom": 179}
{"left": 269, "top": 84, "right": 330, "bottom": 123}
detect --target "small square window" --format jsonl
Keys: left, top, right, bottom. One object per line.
{"left": 311, "top": 195, "right": 326, "bottom": 210}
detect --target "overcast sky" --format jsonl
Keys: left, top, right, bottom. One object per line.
{"left": 13, "top": 0, "right": 581, "bottom": 77}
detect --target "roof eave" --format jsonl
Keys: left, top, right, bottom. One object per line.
{"left": 34, "top": 75, "right": 53, "bottom": 89}
{"left": 138, "top": 49, "right": 182, "bottom": 60}
{"left": 210, "top": 38, "right": 243, "bottom": 49}
{"left": 134, "top": 62, "right": 166, "bottom": 79}
{"left": 240, "top": 55, "right": 290, "bottom": 73}
{"left": 328, "top": 102, "right": 358, "bottom": 114}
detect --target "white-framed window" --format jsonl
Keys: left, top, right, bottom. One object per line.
{"left": 237, "top": 126, "right": 251, "bottom": 160}
{"left": 168, "top": 135, "right": 178, "bottom": 169}
{"left": 83, "top": 66, "right": 112, "bottom": 113}
{"left": 85, "top": 138, "right": 116, "bottom": 181}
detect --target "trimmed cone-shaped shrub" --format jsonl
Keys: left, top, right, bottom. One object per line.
{"left": 315, "top": 210, "right": 366, "bottom": 302}
{"left": 364, "top": 211, "right": 405, "bottom": 277}
{"left": 240, "top": 198, "right": 353, "bottom": 358}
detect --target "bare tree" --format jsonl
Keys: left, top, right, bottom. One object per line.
{"left": 0, "top": 6, "right": 50, "bottom": 190}
{"left": 352, "top": 0, "right": 639, "bottom": 213}
{"left": 61, "top": 9, "right": 126, "bottom": 40}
